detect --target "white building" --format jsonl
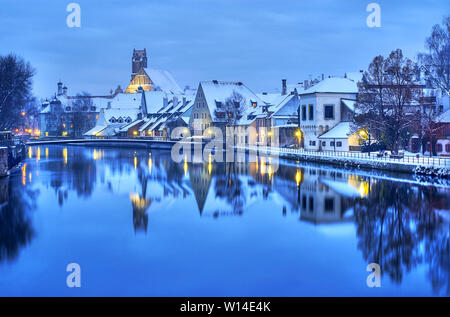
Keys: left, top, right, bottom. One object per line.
{"left": 297, "top": 77, "right": 361, "bottom": 151}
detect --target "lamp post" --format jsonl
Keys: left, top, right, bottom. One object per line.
{"left": 296, "top": 96, "right": 301, "bottom": 149}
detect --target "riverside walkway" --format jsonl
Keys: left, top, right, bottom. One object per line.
{"left": 237, "top": 145, "right": 450, "bottom": 175}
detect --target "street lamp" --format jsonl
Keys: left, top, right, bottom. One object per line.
{"left": 295, "top": 130, "right": 301, "bottom": 148}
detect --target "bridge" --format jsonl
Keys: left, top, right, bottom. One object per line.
{"left": 26, "top": 138, "right": 180, "bottom": 149}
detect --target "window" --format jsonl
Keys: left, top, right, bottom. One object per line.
{"left": 302, "top": 195, "right": 307, "bottom": 210}
{"left": 324, "top": 105, "right": 334, "bottom": 120}
{"left": 446, "top": 144, "right": 450, "bottom": 152}
{"left": 324, "top": 198, "right": 334, "bottom": 212}
{"left": 330, "top": 141, "right": 335, "bottom": 146}
{"left": 439, "top": 105, "right": 444, "bottom": 113}
{"left": 301, "top": 105, "right": 306, "bottom": 121}
{"left": 309, "top": 140, "right": 316, "bottom": 146}
{"left": 309, "top": 197, "right": 314, "bottom": 212}
{"left": 322, "top": 141, "right": 326, "bottom": 146}
{"left": 336, "top": 141, "right": 342, "bottom": 147}
{"left": 90, "top": 106, "right": 96, "bottom": 111}
{"left": 437, "top": 144, "right": 443, "bottom": 152}
{"left": 308, "top": 104, "right": 314, "bottom": 120}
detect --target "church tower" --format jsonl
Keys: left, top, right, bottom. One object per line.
{"left": 131, "top": 48, "right": 147, "bottom": 80}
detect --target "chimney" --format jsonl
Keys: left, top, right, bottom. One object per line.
{"left": 163, "top": 96, "right": 168, "bottom": 108}
{"left": 172, "top": 95, "right": 178, "bottom": 107}
{"left": 304, "top": 80, "right": 309, "bottom": 90}
{"left": 321, "top": 74, "right": 324, "bottom": 80}
{"left": 282, "top": 79, "right": 287, "bottom": 95}
{"left": 57, "top": 81, "right": 63, "bottom": 96}
{"left": 182, "top": 96, "right": 187, "bottom": 107}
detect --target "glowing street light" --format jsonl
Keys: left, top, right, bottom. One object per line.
{"left": 295, "top": 129, "right": 302, "bottom": 148}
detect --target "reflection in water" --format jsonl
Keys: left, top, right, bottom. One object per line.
{"left": 0, "top": 177, "right": 38, "bottom": 262}
{"left": 3, "top": 145, "right": 450, "bottom": 295}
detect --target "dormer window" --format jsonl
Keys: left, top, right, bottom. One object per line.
{"left": 215, "top": 101, "right": 222, "bottom": 108}
{"left": 110, "top": 117, "right": 116, "bottom": 123}
{"left": 66, "top": 106, "right": 71, "bottom": 111}
{"left": 82, "top": 106, "right": 88, "bottom": 111}
{"left": 251, "top": 101, "right": 257, "bottom": 108}
{"left": 118, "top": 118, "right": 123, "bottom": 123}
{"left": 90, "top": 106, "right": 96, "bottom": 111}
{"left": 126, "top": 117, "right": 132, "bottom": 123}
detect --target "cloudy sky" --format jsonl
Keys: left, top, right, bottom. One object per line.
{"left": 1, "top": 0, "right": 448, "bottom": 99}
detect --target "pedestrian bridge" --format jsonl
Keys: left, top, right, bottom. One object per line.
{"left": 27, "top": 138, "right": 179, "bottom": 149}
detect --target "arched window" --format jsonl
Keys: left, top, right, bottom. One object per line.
{"left": 110, "top": 117, "right": 116, "bottom": 123}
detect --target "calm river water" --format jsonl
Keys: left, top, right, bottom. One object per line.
{"left": 0, "top": 145, "right": 449, "bottom": 296}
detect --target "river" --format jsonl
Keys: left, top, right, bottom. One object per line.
{"left": 0, "top": 145, "right": 449, "bottom": 296}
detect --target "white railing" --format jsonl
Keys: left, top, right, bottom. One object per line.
{"left": 240, "top": 145, "right": 450, "bottom": 167}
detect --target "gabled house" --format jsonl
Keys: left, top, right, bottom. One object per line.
{"left": 188, "top": 81, "right": 267, "bottom": 143}
{"left": 84, "top": 93, "right": 144, "bottom": 138}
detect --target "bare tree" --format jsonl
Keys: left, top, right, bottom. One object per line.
{"left": 418, "top": 16, "right": 450, "bottom": 95}
{"left": 214, "top": 91, "right": 246, "bottom": 127}
{"left": 0, "top": 54, "right": 35, "bottom": 130}
{"left": 354, "top": 49, "right": 422, "bottom": 153}
{"left": 70, "top": 92, "right": 93, "bottom": 137}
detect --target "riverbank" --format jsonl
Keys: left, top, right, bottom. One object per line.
{"left": 27, "top": 138, "right": 450, "bottom": 178}
{"left": 238, "top": 146, "right": 450, "bottom": 178}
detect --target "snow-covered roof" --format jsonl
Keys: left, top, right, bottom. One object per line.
{"left": 271, "top": 93, "right": 300, "bottom": 116}
{"left": 108, "top": 93, "right": 142, "bottom": 109}
{"left": 318, "top": 122, "right": 352, "bottom": 139}
{"left": 200, "top": 81, "right": 267, "bottom": 124}
{"left": 437, "top": 108, "right": 450, "bottom": 123}
{"left": 341, "top": 99, "right": 356, "bottom": 112}
{"left": 119, "top": 119, "right": 144, "bottom": 132}
{"left": 301, "top": 77, "right": 358, "bottom": 95}
{"left": 256, "top": 93, "right": 287, "bottom": 106}
{"left": 144, "top": 68, "right": 182, "bottom": 94}
{"left": 84, "top": 125, "right": 107, "bottom": 136}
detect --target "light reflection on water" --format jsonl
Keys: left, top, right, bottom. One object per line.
{"left": 0, "top": 145, "right": 449, "bottom": 296}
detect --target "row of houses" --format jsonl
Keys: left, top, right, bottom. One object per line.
{"left": 40, "top": 49, "right": 450, "bottom": 153}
